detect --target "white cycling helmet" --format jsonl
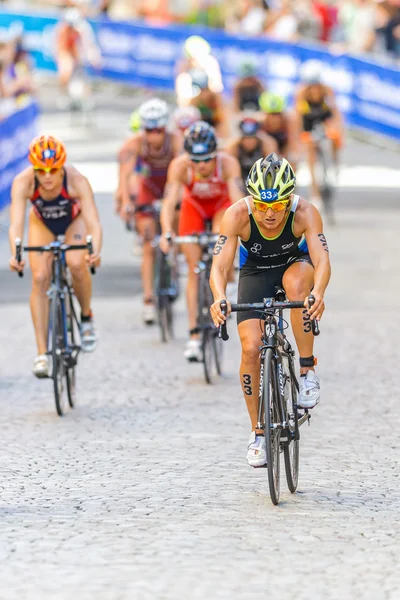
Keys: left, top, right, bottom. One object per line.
{"left": 299, "top": 60, "right": 324, "bottom": 85}
{"left": 139, "top": 98, "right": 169, "bottom": 129}
{"left": 184, "top": 36, "right": 211, "bottom": 60}
{"left": 172, "top": 106, "right": 201, "bottom": 131}
{"left": 64, "top": 8, "right": 82, "bottom": 27}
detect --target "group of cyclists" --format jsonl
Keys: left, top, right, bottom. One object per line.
{"left": 7, "top": 33, "right": 338, "bottom": 468}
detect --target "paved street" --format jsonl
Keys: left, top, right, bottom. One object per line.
{"left": 1, "top": 83, "right": 400, "bottom": 600}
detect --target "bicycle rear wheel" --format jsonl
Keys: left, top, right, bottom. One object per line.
{"left": 283, "top": 373, "right": 300, "bottom": 493}
{"left": 263, "top": 348, "right": 281, "bottom": 505}
{"left": 49, "top": 295, "right": 67, "bottom": 417}
{"left": 316, "top": 145, "right": 334, "bottom": 223}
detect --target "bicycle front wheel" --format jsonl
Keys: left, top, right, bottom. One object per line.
{"left": 66, "top": 289, "right": 78, "bottom": 409}
{"left": 263, "top": 348, "right": 281, "bottom": 505}
{"left": 283, "top": 375, "right": 300, "bottom": 493}
{"left": 155, "top": 248, "right": 174, "bottom": 343}
{"left": 49, "top": 295, "right": 67, "bottom": 417}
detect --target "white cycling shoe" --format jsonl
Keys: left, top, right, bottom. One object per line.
{"left": 143, "top": 302, "right": 156, "bottom": 325}
{"left": 184, "top": 338, "right": 202, "bottom": 362}
{"left": 298, "top": 370, "right": 320, "bottom": 409}
{"left": 80, "top": 321, "right": 98, "bottom": 353}
{"left": 33, "top": 354, "right": 50, "bottom": 378}
{"left": 246, "top": 431, "right": 267, "bottom": 468}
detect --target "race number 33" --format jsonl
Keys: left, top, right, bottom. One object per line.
{"left": 260, "top": 189, "right": 278, "bottom": 201}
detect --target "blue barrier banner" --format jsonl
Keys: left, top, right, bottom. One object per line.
{"left": 0, "top": 101, "right": 40, "bottom": 210}
{"left": 0, "top": 9, "right": 399, "bottom": 140}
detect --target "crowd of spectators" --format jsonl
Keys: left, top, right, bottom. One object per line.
{"left": 0, "top": 27, "right": 35, "bottom": 119}
{"left": 2, "top": 0, "right": 400, "bottom": 61}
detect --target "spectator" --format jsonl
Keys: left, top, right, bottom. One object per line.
{"left": 226, "top": 0, "right": 267, "bottom": 36}
{"left": 265, "top": 0, "right": 299, "bottom": 41}
{"left": 337, "top": 0, "right": 377, "bottom": 53}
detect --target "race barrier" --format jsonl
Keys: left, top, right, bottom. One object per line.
{"left": 0, "top": 9, "right": 399, "bottom": 141}
{"left": 0, "top": 101, "right": 40, "bottom": 211}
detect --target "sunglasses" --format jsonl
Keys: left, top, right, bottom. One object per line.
{"left": 34, "top": 167, "right": 60, "bottom": 175}
{"left": 253, "top": 198, "right": 291, "bottom": 212}
{"left": 190, "top": 156, "right": 214, "bottom": 164}
{"left": 145, "top": 127, "right": 164, "bottom": 134}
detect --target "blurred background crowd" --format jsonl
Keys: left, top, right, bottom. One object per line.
{"left": 3, "top": 0, "right": 399, "bottom": 60}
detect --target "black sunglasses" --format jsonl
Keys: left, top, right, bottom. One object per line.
{"left": 190, "top": 156, "right": 214, "bottom": 164}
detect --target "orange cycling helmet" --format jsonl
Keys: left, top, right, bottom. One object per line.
{"left": 28, "top": 135, "right": 67, "bottom": 170}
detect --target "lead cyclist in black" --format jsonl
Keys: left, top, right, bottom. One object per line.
{"left": 210, "top": 153, "right": 331, "bottom": 467}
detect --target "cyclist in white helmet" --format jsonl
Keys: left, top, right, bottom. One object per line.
{"left": 175, "top": 35, "right": 223, "bottom": 108}
{"left": 116, "top": 98, "right": 182, "bottom": 325}
{"left": 295, "top": 60, "right": 343, "bottom": 206}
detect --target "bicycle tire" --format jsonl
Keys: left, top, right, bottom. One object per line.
{"left": 283, "top": 371, "right": 300, "bottom": 493}
{"left": 263, "top": 348, "right": 281, "bottom": 505}
{"left": 317, "top": 144, "right": 335, "bottom": 223}
{"left": 66, "top": 288, "right": 77, "bottom": 409}
{"left": 50, "top": 295, "right": 67, "bottom": 417}
{"left": 155, "top": 248, "right": 174, "bottom": 343}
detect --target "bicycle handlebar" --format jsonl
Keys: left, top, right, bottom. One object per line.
{"left": 14, "top": 236, "right": 96, "bottom": 277}
{"left": 174, "top": 233, "right": 219, "bottom": 245}
{"left": 218, "top": 296, "right": 320, "bottom": 341}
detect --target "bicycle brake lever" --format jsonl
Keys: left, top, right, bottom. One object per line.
{"left": 86, "top": 235, "right": 96, "bottom": 275}
{"left": 308, "top": 295, "right": 320, "bottom": 336}
{"left": 218, "top": 300, "right": 229, "bottom": 341}
{"left": 15, "top": 238, "right": 24, "bottom": 278}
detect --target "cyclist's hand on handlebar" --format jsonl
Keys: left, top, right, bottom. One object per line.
{"left": 120, "top": 202, "right": 134, "bottom": 223}
{"left": 159, "top": 232, "right": 174, "bottom": 254}
{"left": 210, "top": 298, "right": 231, "bottom": 327}
{"left": 9, "top": 256, "right": 25, "bottom": 273}
{"left": 86, "top": 252, "right": 101, "bottom": 269}
{"left": 305, "top": 292, "right": 325, "bottom": 320}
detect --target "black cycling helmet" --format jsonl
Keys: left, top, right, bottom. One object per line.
{"left": 184, "top": 121, "right": 217, "bottom": 159}
{"left": 239, "top": 117, "right": 260, "bottom": 137}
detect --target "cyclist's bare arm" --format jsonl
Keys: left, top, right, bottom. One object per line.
{"left": 67, "top": 167, "right": 103, "bottom": 260}
{"left": 171, "top": 131, "right": 184, "bottom": 156}
{"left": 210, "top": 201, "right": 248, "bottom": 324}
{"left": 8, "top": 168, "right": 33, "bottom": 265}
{"left": 222, "top": 153, "right": 245, "bottom": 203}
{"left": 295, "top": 199, "right": 331, "bottom": 319}
{"left": 324, "top": 86, "right": 343, "bottom": 131}
{"left": 118, "top": 135, "right": 140, "bottom": 212}
{"left": 160, "top": 155, "right": 187, "bottom": 234}
{"left": 224, "top": 138, "right": 240, "bottom": 159}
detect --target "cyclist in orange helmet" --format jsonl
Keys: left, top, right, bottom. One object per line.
{"left": 8, "top": 135, "right": 102, "bottom": 378}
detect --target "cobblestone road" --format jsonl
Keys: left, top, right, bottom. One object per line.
{"left": 1, "top": 85, "right": 400, "bottom": 600}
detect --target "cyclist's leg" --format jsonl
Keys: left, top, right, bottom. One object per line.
{"left": 64, "top": 215, "right": 91, "bottom": 317}
{"left": 237, "top": 268, "right": 283, "bottom": 430}
{"left": 178, "top": 200, "right": 204, "bottom": 338}
{"left": 27, "top": 211, "right": 55, "bottom": 355}
{"left": 282, "top": 260, "right": 315, "bottom": 374}
{"left": 238, "top": 319, "right": 262, "bottom": 433}
{"left": 57, "top": 51, "right": 75, "bottom": 92}
{"left": 182, "top": 242, "right": 202, "bottom": 335}
{"left": 136, "top": 215, "right": 157, "bottom": 303}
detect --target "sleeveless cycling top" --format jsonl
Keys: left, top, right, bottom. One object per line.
{"left": 138, "top": 132, "right": 174, "bottom": 198}
{"left": 239, "top": 195, "right": 308, "bottom": 271}
{"left": 183, "top": 155, "right": 230, "bottom": 205}
{"left": 30, "top": 171, "right": 81, "bottom": 236}
{"left": 238, "top": 139, "right": 263, "bottom": 183}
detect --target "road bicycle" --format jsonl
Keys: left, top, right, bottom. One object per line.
{"left": 15, "top": 235, "right": 95, "bottom": 417}
{"left": 132, "top": 202, "right": 180, "bottom": 342}
{"left": 311, "top": 123, "right": 336, "bottom": 224}
{"left": 176, "top": 222, "right": 221, "bottom": 384}
{"left": 219, "top": 292, "right": 320, "bottom": 505}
